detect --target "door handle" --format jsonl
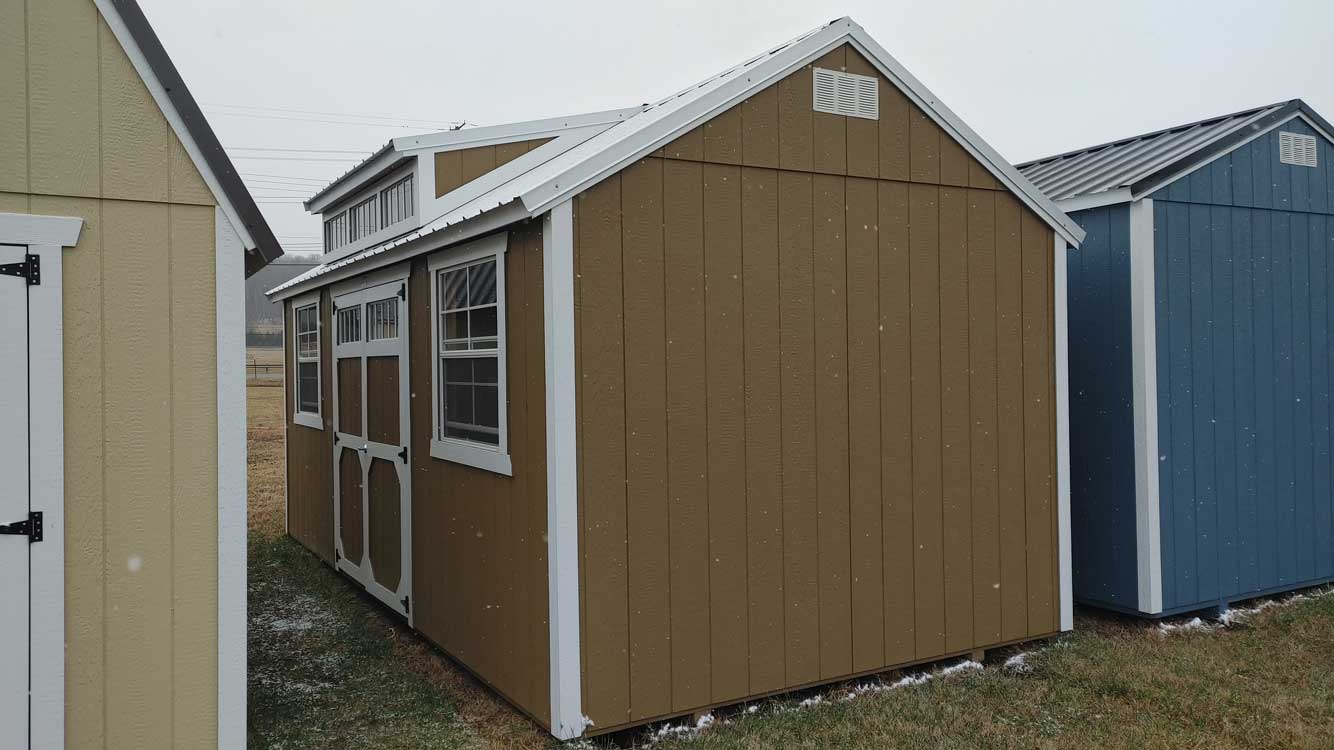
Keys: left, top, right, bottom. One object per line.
{"left": 357, "top": 444, "right": 369, "bottom": 454}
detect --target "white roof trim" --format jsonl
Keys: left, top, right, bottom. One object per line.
{"left": 92, "top": 0, "right": 256, "bottom": 253}
{"left": 304, "top": 148, "right": 411, "bottom": 214}
{"left": 392, "top": 107, "right": 644, "bottom": 153}
{"left": 1054, "top": 189, "right": 1134, "bottom": 213}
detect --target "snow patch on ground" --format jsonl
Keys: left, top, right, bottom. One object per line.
{"left": 1159, "top": 586, "right": 1334, "bottom": 635}
{"left": 1003, "top": 652, "right": 1033, "bottom": 673}
{"left": 841, "top": 659, "right": 981, "bottom": 702}
{"left": 647, "top": 712, "right": 715, "bottom": 744}
{"left": 1157, "top": 616, "right": 1216, "bottom": 635}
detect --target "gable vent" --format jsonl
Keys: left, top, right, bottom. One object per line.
{"left": 1279, "top": 131, "right": 1318, "bottom": 168}
{"left": 812, "top": 68, "right": 878, "bottom": 120}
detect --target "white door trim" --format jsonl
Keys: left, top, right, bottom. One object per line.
{"left": 0, "top": 212, "right": 81, "bottom": 750}
{"left": 1129, "top": 199, "right": 1164, "bottom": 614}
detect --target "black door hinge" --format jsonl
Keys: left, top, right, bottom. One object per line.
{"left": 0, "top": 511, "right": 43, "bottom": 543}
{"left": 334, "top": 546, "right": 341, "bottom": 562}
{"left": 0, "top": 254, "right": 40, "bottom": 286}
{"left": 397, "top": 283, "right": 406, "bottom": 300}
{"left": 399, "top": 445, "right": 408, "bottom": 463}
{"left": 402, "top": 595, "right": 410, "bottom": 615}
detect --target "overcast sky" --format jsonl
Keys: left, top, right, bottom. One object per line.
{"left": 137, "top": 0, "right": 1332, "bottom": 259}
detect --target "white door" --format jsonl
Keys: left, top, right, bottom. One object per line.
{"left": 0, "top": 245, "right": 36, "bottom": 747}
{"left": 331, "top": 278, "right": 413, "bottom": 621}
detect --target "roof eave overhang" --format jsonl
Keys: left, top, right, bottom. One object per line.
{"left": 304, "top": 146, "right": 409, "bottom": 214}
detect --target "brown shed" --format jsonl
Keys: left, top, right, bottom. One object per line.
{"left": 268, "top": 17, "right": 1085, "bottom": 739}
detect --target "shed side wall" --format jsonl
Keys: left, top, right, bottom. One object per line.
{"left": 407, "top": 221, "right": 551, "bottom": 726}
{"left": 284, "top": 291, "right": 335, "bottom": 563}
{"left": 572, "top": 43, "right": 1060, "bottom": 732}
{"left": 1064, "top": 205, "right": 1138, "bottom": 609}
{"left": 0, "top": 0, "right": 224, "bottom": 745}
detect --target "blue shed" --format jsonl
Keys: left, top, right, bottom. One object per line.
{"left": 1020, "top": 100, "right": 1334, "bottom": 617}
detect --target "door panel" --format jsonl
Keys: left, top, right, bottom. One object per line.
{"left": 0, "top": 245, "right": 30, "bottom": 747}
{"left": 337, "top": 358, "right": 363, "bottom": 437}
{"left": 338, "top": 448, "right": 365, "bottom": 565}
{"left": 367, "top": 458, "right": 402, "bottom": 592}
{"left": 366, "top": 356, "right": 400, "bottom": 445}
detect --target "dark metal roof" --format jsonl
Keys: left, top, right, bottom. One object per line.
{"left": 1017, "top": 99, "right": 1333, "bottom": 203}
{"left": 110, "top": 0, "right": 284, "bottom": 276}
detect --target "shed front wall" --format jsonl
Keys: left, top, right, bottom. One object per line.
{"left": 1151, "top": 119, "right": 1334, "bottom": 612}
{"left": 1, "top": 0, "right": 225, "bottom": 745}
{"left": 573, "top": 43, "right": 1061, "bottom": 732}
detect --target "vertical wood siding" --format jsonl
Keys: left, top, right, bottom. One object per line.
{"left": 434, "top": 138, "right": 555, "bottom": 198}
{"left": 406, "top": 222, "right": 551, "bottom": 726}
{"left": 285, "top": 293, "right": 336, "bottom": 565}
{"left": 0, "top": 1, "right": 224, "bottom": 745}
{"left": 572, "top": 44, "right": 1060, "bottom": 732}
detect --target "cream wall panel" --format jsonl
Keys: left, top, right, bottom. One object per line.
{"left": 169, "top": 134, "right": 215, "bottom": 206}
{"left": 101, "top": 200, "right": 174, "bottom": 749}
{"left": 98, "top": 16, "right": 170, "bottom": 203}
{"left": 28, "top": 0, "right": 101, "bottom": 198}
{"left": 0, "top": 192, "right": 31, "bottom": 212}
{"left": 169, "top": 204, "right": 220, "bottom": 746}
{"left": 30, "top": 194, "right": 107, "bottom": 750}
{"left": 0, "top": 0, "right": 28, "bottom": 194}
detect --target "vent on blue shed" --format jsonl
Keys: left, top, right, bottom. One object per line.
{"left": 812, "top": 68, "right": 878, "bottom": 120}
{"left": 1278, "top": 131, "right": 1318, "bottom": 168}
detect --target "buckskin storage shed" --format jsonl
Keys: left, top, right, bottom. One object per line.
{"left": 1020, "top": 100, "right": 1334, "bottom": 617}
{"left": 270, "top": 17, "right": 1083, "bottom": 738}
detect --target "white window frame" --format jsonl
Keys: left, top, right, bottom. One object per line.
{"left": 321, "top": 164, "right": 421, "bottom": 257}
{"left": 291, "top": 290, "right": 323, "bottom": 430}
{"left": 428, "top": 232, "right": 512, "bottom": 475}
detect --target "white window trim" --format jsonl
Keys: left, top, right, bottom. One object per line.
{"left": 427, "top": 232, "right": 512, "bottom": 476}
{"left": 322, "top": 164, "right": 420, "bottom": 256}
{"left": 291, "top": 290, "right": 323, "bottom": 430}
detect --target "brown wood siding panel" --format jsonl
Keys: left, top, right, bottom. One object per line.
{"left": 664, "top": 159, "right": 711, "bottom": 711}
{"left": 967, "top": 190, "right": 1002, "bottom": 645}
{"left": 620, "top": 158, "right": 672, "bottom": 721}
{"left": 878, "top": 181, "right": 915, "bottom": 665}
{"left": 940, "top": 137, "right": 971, "bottom": 188}
{"left": 777, "top": 63, "right": 813, "bottom": 172}
{"left": 846, "top": 177, "right": 883, "bottom": 672}
{"left": 811, "top": 47, "right": 847, "bottom": 175}
{"left": 704, "top": 106, "right": 743, "bottom": 166}
{"left": 844, "top": 51, "right": 880, "bottom": 179}
{"left": 778, "top": 170, "right": 818, "bottom": 686}
{"left": 741, "top": 87, "right": 780, "bottom": 169}
{"left": 459, "top": 145, "right": 497, "bottom": 185}
{"left": 909, "top": 108, "right": 941, "bottom": 184}
{"left": 433, "top": 138, "right": 552, "bottom": 198}
{"left": 367, "top": 458, "right": 402, "bottom": 591}
{"left": 575, "top": 176, "right": 631, "bottom": 727}
{"left": 1022, "top": 211, "right": 1056, "bottom": 632}
{"left": 703, "top": 163, "right": 748, "bottom": 703}
{"left": 909, "top": 183, "right": 945, "bottom": 657}
{"left": 878, "top": 78, "right": 911, "bottom": 182}
{"left": 813, "top": 173, "right": 852, "bottom": 679}
{"left": 366, "top": 356, "right": 400, "bottom": 445}
{"left": 339, "top": 448, "right": 364, "bottom": 565}
{"left": 285, "top": 294, "right": 335, "bottom": 564}
{"left": 939, "top": 188, "right": 974, "bottom": 653}
{"left": 495, "top": 140, "right": 529, "bottom": 168}
{"left": 740, "top": 167, "right": 784, "bottom": 694}
{"left": 665, "top": 126, "right": 704, "bottom": 161}
{"left": 337, "top": 358, "right": 362, "bottom": 436}
{"left": 994, "top": 192, "right": 1030, "bottom": 641}
{"left": 434, "top": 150, "right": 461, "bottom": 198}
{"left": 401, "top": 221, "right": 550, "bottom": 728}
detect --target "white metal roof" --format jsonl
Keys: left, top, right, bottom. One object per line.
{"left": 270, "top": 16, "right": 1084, "bottom": 300}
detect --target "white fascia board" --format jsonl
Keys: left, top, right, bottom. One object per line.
{"left": 304, "top": 148, "right": 410, "bottom": 214}
{"left": 215, "top": 210, "right": 248, "bottom": 748}
{"left": 1054, "top": 235, "right": 1073, "bottom": 632}
{"left": 0, "top": 212, "right": 83, "bottom": 246}
{"left": 1129, "top": 198, "right": 1163, "bottom": 615}
{"left": 92, "top": 0, "right": 255, "bottom": 253}
{"left": 1055, "top": 189, "right": 1133, "bottom": 213}
{"left": 268, "top": 200, "right": 530, "bottom": 302}
{"left": 392, "top": 107, "right": 643, "bottom": 154}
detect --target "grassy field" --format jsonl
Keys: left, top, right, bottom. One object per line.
{"left": 246, "top": 382, "right": 1334, "bottom": 749}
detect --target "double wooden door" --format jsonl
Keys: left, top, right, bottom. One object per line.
{"left": 332, "top": 277, "right": 413, "bottom": 620}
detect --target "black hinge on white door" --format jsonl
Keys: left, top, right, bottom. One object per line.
{"left": 0, "top": 254, "right": 40, "bottom": 285}
{"left": 0, "top": 511, "right": 43, "bottom": 543}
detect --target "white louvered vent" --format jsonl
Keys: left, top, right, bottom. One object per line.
{"left": 812, "top": 68, "right": 879, "bottom": 120}
{"left": 1279, "top": 131, "right": 1319, "bottom": 168}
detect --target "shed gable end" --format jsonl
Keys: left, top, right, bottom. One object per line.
{"left": 434, "top": 138, "right": 555, "bottom": 198}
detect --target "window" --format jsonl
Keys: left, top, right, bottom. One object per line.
{"left": 336, "top": 305, "right": 361, "bottom": 344}
{"left": 381, "top": 174, "right": 415, "bottom": 227}
{"left": 812, "top": 67, "right": 879, "bottom": 120}
{"left": 1279, "top": 131, "right": 1319, "bottom": 168}
{"left": 348, "top": 195, "right": 379, "bottom": 242}
{"left": 293, "top": 299, "right": 322, "bottom": 429}
{"left": 324, "top": 211, "right": 348, "bottom": 253}
{"left": 429, "top": 234, "right": 510, "bottom": 474}
{"left": 366, "top": 297, "right": 399, "bottom": 340}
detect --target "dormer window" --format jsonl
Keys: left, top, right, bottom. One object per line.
{"left": 322, "top": 172, "right": 417, "bottom": 253}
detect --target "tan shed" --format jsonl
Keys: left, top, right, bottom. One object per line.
{"left": 269, "top": 17, "right": 1085, "bottom": 739}
{"left": 0, "top": 1, "right": 283, "bottom": 747}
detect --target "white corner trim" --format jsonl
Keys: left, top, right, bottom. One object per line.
{"left": 543, "top": 201, "right": 583, "bottom": 739}
{"left": 215, "top": 209, "right": 247, "bottom": 749}
{"left": 1054, "top": 235, "right": 1073, "bottom": 632}
{"left": 1129, "top": 199, "right": 1164, "bottom": 614}
{"left": 92, "top": 0, "right": 255, "bottom": 253}
{"left": 0, "top": 212, "right": 83, "bottom": 247}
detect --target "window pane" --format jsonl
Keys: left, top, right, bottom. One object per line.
{"left": 366, "top": 298, "right": 398, "bottom": 340}
{"left": 298, "top": 361, "right": 319, "bottom": 413}
{"left": 469, "top": 260, "right": 497, "bottom": 305}
{"left": 474, "top": 384, "right": 499, "bottom": 428}
{"left": 443, "top": 269, "right": 468, "bottom": 310}
{"left": 470, "top": 306, "right": 497, "bottom": 338}
{"left": 337, "top": 307, "right": 360, "bottom": 344}
{"left": 443, "top": 311, "right": 468, "bottom": 342}
{"left": 446, "top": 382, "right": 474, "bottom": 424}
{"left": 444, "top": 358, "right": 473, "bottom": 383}
{"left": 473, "top": 356, "right": 498, "bottom": 384}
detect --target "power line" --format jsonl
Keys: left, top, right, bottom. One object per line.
{"left": 202, "top": 101, "right": 466, "bottom": 128}
{"left": 229, "top": 146, "right": 373, "bottom": 154}
{"left": 206, "top": 109, "right": 440, "bottom": 130}
{"left": 229, "top": 155, "right": 363, "bottom": 163}
{"left": 239, "top": 171, "right": 331, "bottom": 183}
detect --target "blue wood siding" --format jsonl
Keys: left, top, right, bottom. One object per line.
{"left": 1065, "top": 205, "right": 1138, "bottom": 607}
{"left": 1152, "top": 183, "right": 1334, "bottom": 611}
